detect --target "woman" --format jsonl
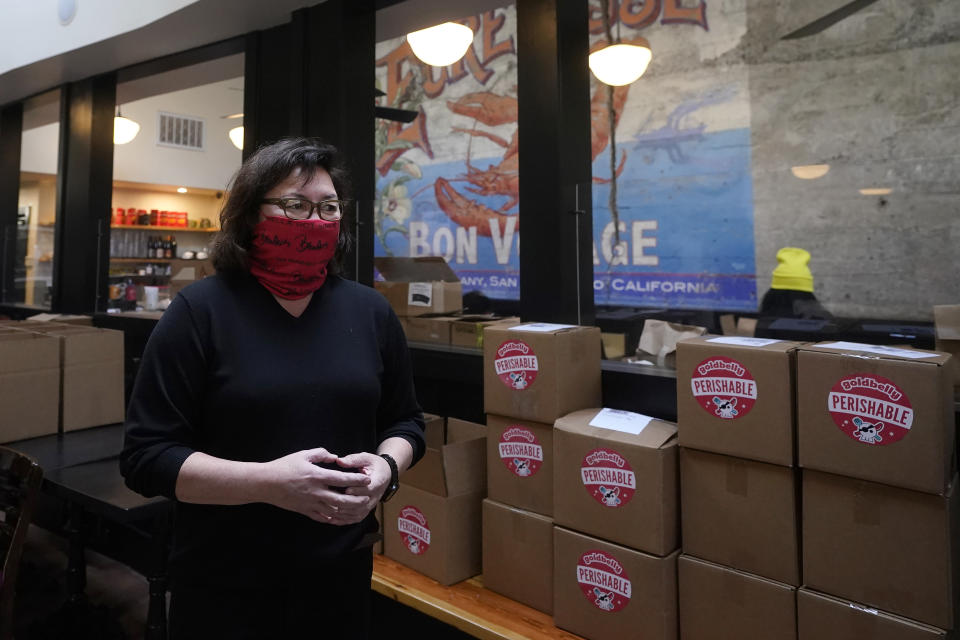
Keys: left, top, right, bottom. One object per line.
{"left": 120, "top": 138, "right": 425, "bottom": 638}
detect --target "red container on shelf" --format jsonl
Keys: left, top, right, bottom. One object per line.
{"left": 125, "top": 208, "right": 138, "bottom": 225}
{"left": 159, "top": 211, "right": 169, "bottom": 227}
{"left": 150, "top": 209, "right": 159, "bottom": 226}
{"left": 112, "top": 208, "right": 124, "bottom": 226}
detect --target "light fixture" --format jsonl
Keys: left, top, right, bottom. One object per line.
{"left": 589, "top": 39, "right": 653, "bottom": 86}
{"left": 406, "top": 22, "right": 474, "bottom": 67}
{"left": 228, "top": 126, "right": 244, "bottom": 150}
{"left": 223, "top": 113, "right": 244, "bottom": 120}
{"left": 791, "top": 164, "right": 830, "bottom": 180}
{"left": 859, "top": 187, "right": 892, "bottom": 196}
{"left": 177, "top": 187, "right": 188, "bottom": 194}
{"left": 113, "top": 106, "right": 140, "bottom": 145}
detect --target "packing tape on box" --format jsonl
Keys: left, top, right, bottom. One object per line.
{"left": 722, "top": 567, "right": 746, "bottom": 606}
{"left": 725, "top": 459, "right": 750, "bottom": 497}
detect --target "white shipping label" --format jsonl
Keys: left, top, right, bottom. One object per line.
{"left": 588, "top": 408, "right": 654, "bottom": 435}
{"left": 508, "top": 323, "right": 577, "bottom": 333}
{"left": 819, "top": 341, "right": 938, "bottom": 359}
{"left": 407, "top": 282, "right": 433, "bottom": 307}
{"left": 706, "top": 337, "right": 782, "bottom": 347}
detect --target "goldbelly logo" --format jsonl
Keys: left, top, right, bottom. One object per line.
{"left": 577, "top": 550, "right": 632, "bottom": 613}
{"left": 494, "top": 339, "right": 538, "bottom": 390}
{"left": 691, "top": 356, "right": 757, "bottom": 420}
{"left": 828, "top": 373, "right": 913, "bottom": 446}
{"left": 498, "top": 426, "right": 543, "bottom": 477}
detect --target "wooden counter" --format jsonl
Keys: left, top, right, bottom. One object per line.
{"left": 372, "top": 555, "right": 583, "bottom": 640}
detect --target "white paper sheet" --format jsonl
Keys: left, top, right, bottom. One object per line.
{"left": 818, "top": 341, "right": 938, "bottom": 359}
{"left": 588, "top": 408, "right": 654, "bottom": 435}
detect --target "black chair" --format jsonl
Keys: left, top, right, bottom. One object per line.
{"left": 0, "top": 447, "right": 43, "bottom": 640}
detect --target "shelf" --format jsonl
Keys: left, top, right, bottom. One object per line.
{"left": 110, "top": 258, "right": 178, "bottom": 263}
{"left": 111, "top": 225, "right": 218, "bottom": 232}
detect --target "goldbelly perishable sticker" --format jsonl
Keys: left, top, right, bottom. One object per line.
{"left": 580, "top": 447, "right": 636, "bottom": 508}
{"left": 498, "top": 426, "right": 543, "bottom": 477}
{"left": 827, "top": 373, "right": 913, "bottom": 445}
{"left": 494, "top": 339, "right": 539, "bottom": 390}
{"left": 397, "top": 506, "right": 431, "bottom": 555}
{"left": 690, "top": 356, "right": 757, "bottom": 419}
{"left": 577, "top": 550, "right": 632, "bottom": 612}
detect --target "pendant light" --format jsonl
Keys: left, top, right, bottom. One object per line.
{"left": 228, "top": 126, "right": 244, "bottom": 150}
{"left": 113, "top": 106, "right": 140, "bottom": 145}
{"left": 407, "top": 22, "right": 474, "bottom": 67}
{"left": 589, "top": 0, "right": 652, "bottom": 86}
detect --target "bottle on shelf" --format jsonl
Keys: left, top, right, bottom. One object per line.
{"left": 170, "top": 235, "right": 177, "bottom": 259}
{"left": 124, "top": 277, "right": 138, "bottom": 311}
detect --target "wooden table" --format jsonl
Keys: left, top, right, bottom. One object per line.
{"left": 372, "top": 555, "right": 583, "bottom": 640}
{"left": 6, "top": 425, "right": 171, "bottom": 640}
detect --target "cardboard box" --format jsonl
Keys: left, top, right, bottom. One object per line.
{"left": 482, "top": 499, "right": 554, "bottom": 614}
{"left": 553, "top": 526, "right": 678, "bottom": 640}
{"left": 680, "top": 448, "right": 799, "bottom": 585}
{"left": 374, "top": 256, "right": 462, "bottom": 317}
{"left": 483, "top": 323, "right": 601, "bottom": 425}
{"left": 797, "top": 341, "right": 955, "bottom": 494}
{"left": 0, "top": 332, "right": 61, "bottom": 442}
{"left": 679, "top": 555, "right": 796, "bottom": 640}
{"left": 934, "top": 305, "right": 960, "bottom": 390}
{"left": 449, "top": 315, "right": 519, "bottom": 349}
{"left": 402, "top": 418, "right": 485, "bottom": 497}
{"left": 676, "top": 335, "right": 804, "bottom": 466}
{"left": 554, "top": 408, "right": 678, "bottom": 556}
{"left": 24, "top": 325, "right": 125, "bottom": 431}
{"left": 168, "top": 258, "right": 214, "bottom": 299}
{"left": 422, "top": 412, "right": 445, "bottom": 451}
{"left": 400, "top": 314, "right": 459, "bottom": 345}
{"left": 486, "top": 414, "right": 554, "bottom": 517}
{"left": 803, "top": 470, "right": 960, "bottom": 628}
{"left": 383, "top": 484, "right": 483, "bottom": 585}
{"left": 797, "top": 588, "right": 952, "bottom": 640}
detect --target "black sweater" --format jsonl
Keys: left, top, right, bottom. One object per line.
{"left": 120, "top": 272, "right": 425, "bottom": 587}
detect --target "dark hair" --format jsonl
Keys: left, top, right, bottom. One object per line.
{"left": 210, "top": 137, "right": 353, "bottom": 274}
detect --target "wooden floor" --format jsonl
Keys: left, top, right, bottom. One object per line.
{"left": 373, "top": 555, "right": 583, "bottom": 640}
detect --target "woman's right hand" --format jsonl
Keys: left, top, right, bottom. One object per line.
{"left": 260, "top": 448, "right": 372, "bottom": 523}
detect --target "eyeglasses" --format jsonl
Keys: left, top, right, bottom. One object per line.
{"left": 261, "top": 197, "right": 345, "bottom": 221}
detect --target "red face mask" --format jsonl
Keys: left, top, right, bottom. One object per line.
{"left": 248, "top": 216, "right": 339, "bottom": 299}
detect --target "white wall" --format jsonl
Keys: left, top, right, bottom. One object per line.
{"left": 113, "top": 77, "right": 244, "bottom": 191}
{"left": 0, "top": 0, "right": 197, "bottom": 76}
{"left": 20, "top": 124, "right": 60, "bottom": 174}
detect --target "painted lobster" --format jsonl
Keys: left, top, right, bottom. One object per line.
{"left": 435, "top": 84, "right": 630, "bottom": 236}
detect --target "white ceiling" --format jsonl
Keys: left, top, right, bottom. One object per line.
{"left": 0, "top": 0, "right": 513, "bottom": 108}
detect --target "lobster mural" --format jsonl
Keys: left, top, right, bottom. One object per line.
{"left": 434, "top": 84, "right": 630, "bottom": 236}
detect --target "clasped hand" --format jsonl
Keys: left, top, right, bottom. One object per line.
{"left": 264, "top": 448, "right": 391, "bottom": 525}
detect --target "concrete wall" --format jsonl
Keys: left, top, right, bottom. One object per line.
{"left": 745, "top": 0, "right": 960, "bottom": 320}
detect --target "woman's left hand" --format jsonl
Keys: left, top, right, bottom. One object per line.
{"left": 327, "top": 453, "right": 392, "bottom": 526}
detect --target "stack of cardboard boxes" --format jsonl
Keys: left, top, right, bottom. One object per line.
{"left": 552, "top": 407, "right": 680, "bottom": 640}
{"left": 797, "top": 341, "right": 957, "bottom": 638}
{"left": 374, "top": 256, "right": 519, "bottom": 348}
{"left": 374, "top": 256, "right": 463, "bottom": 346}
{"left": 481, "top": 322, "right": 603, "bottom": 615}
{"left": 676, "top": 335, "right": 805, "bottom": 639}
{"left": 382, "top": 413, "right": 488, "bottom": 585}
{"left": 0, "top": 320, "right": 124, "bottom": 440}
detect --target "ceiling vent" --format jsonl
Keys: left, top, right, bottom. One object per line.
{"left": 157, "top": 111, "right": 205, "bottom": 151}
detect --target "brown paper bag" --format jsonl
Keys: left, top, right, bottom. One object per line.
{"left": 635, "top": 319, "right": 707, "bottom": 367}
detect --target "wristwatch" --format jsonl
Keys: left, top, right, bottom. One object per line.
{"left": 379, "top": 453, "right": 400, "bottom": 503}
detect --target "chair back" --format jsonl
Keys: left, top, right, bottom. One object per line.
{"left": 0, "top": 447, "right": 43, "bottom": 640}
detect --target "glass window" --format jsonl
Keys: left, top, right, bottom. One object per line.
{"left": 107, "top": 54, "right": 243, "bottom": 312}
{"left": 12, "top": 88, "right": 61, "bottom": 308}
{"left": 374, "top": 5, "right": 519, "bottom": 314}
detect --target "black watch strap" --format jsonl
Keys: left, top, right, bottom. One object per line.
{"left": 379, "top": 453, "right": 399, "bottom": 503}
